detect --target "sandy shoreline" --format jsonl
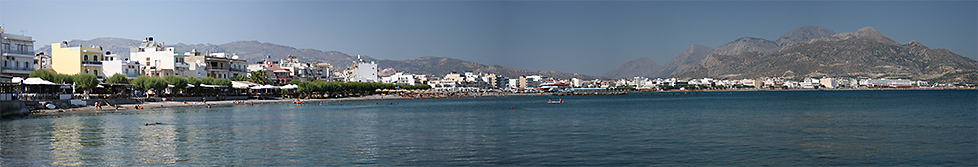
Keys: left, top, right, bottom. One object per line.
{"left": 11, "top": 95, "right": 418, "bottom": 120}
{"left": 5, "top": 88, "right": 972, "bottom": 120}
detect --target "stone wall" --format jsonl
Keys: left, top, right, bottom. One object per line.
{"left": 0, "top": 101, "right": 30, "bottom": 118}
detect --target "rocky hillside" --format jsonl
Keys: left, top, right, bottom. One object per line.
{"left": 649, "top": 44, "right": 716, "bottom": 78}
{"left": 378, "top": 57, "right": 601, "bottom": 80}
{"left": 674, "top": 27, "right": 978, "bottom": 83}
{"left": 37, "top": 37, "right": 598, "bottom": 79}
{"left": 712, "top": 37, "right": 779, "bottom": 56}
{"left": 37, "top": 38, "right": 364, "bottom": 68}
{"left": 776, "top": 26, "right": 836, "bottom": 48}
{"left": 602, "top": 57, "right": 660, "bottom": 79}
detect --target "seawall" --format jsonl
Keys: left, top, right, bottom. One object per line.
{"left": 0, "top": 101, "right": 30, "bottom": 118}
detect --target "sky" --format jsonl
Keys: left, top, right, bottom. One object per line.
{"left": 2, "top": 0, "right": 975, "bottom": 76}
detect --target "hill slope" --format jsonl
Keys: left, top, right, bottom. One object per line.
{"left": 674, "top": 27, "right": 978, "bottom": 83}
{"left": 378, "top": 57, "right": 601, "bottom": 79}
{"left": 37, "top": 38, "right": 597, "bottom": 79}
{"left": 650, "top": 44, "right": 715, "bottom": 78}
{"left": 603, "top": 57, "right": 660, "bottom": 79}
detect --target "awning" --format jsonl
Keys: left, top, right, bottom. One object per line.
{"left": 11, "top": 77, "right": 58, "bottom": 85}
{"left": 251, "top": 85, "right": 278, "bottom": 89}
{"left": 280, "top": 84, "right": 298, "bottom": 89}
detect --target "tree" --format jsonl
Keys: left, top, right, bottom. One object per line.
{"left": 288, "top": 80, "right": 302, "bottom": 85}
{"left": 214, "top": 78, "right": 232, "bottom": 87}
{"left": 132, "top": 76, "right": 167, "bottom": 97}
{"left": 164, "top": 75, "right": 188, "bottom": 89}
{"left": 186, "top": 77, "right": 201, "bottom": 87}
{"left": 29, "top": 69, "right": 73, "bottom": 84}
{"left": 231, "top": 76, "right": 248, "bottom": 81}
{"left": 199, "top": 77, "right": 216, "bottom": 86}
{"left": 105, "top": 73, "right": 130, "bottom": 84}
{"left": 132, "top": 76, "right": 150, "bottom": 91}
{"left": 29, "top": 69, "right": 55, "bottom": 81}
{"left": 147, "top": 77, "right": 168, "bottom": 96}
{"left": 249, "top": 71, "right": 271, "bottom": 85}
{"left": 73, "top": 73, "right": 99, "bottom": 99}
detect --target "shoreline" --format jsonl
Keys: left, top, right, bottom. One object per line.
{"left": 7, "top": 95, "right": 417, "bottom": 120}
{"left": 4, "top": 92, "right": 549, "bottom": 120}
{"left": 3, "top": 88, "right": 974, "bottom": 121}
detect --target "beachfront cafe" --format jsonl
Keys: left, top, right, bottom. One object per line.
{"left": 1, "top": 77, "right": 72, "bottom": 101}
{"left": 91, "top": 83, "right": 134, "bottom": 99}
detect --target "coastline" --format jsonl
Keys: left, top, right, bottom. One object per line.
{"left": 7, "top": 95, "right": 412, "bottom": 120}
{"left": 4, "top": 87, "right": 973, "bottom": 121}
{"left": 4, "top": 91, "right": 548, "bottom": 120}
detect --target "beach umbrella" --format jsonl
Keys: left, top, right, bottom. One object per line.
{"left": 280, "top": 84, "right": 298, "bottom": 89}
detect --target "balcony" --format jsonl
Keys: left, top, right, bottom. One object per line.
{"left": 175, "top": 62, "right": 190, "bottom": 68}
{"left": 2, "top": 52, "right": 34, "bottom": 58}
{"left": 82, "top": 61, "right": 102, "bottom": 66}
{"left": 206, "top": 67, "right": 230, "bottom": 71}
{"left": 1, "top": 67, "right": 34, "bottom": 74}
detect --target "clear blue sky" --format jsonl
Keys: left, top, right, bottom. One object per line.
{"left": 2, "top": 0, "right": 975, "bottom": 76}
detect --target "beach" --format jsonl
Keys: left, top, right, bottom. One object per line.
{"left": 17, "top": 95, "right": 413, "bottom": 119}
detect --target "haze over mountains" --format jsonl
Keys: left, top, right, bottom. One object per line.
{"left": 34, "top": 25, "right": 978, "bottom": 83}
{"left": 605, "top": 26, "right": 978, "bottom": 83}
{"left": 36, "top": 38, "right": 600, "bottom": 79}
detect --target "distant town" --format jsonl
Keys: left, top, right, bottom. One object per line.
{"left": 1, "top": 26, "right": 976, "bottom": 116}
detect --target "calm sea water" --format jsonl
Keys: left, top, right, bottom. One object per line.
{"left": 1, "top": 90, "right": 975, "bottom": 166}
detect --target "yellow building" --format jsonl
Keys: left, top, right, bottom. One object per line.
{"left": 51, "top": 42, "right": 104, "bottom": 77}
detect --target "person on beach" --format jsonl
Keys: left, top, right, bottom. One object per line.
{"left": 202, "top": 98, "right": 206, "bottom": 104}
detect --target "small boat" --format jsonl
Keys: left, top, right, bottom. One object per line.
{"left": 547, "top": 98, "right": 563, "bottom": 104}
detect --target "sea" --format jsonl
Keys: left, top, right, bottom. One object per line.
{"left": 1, "top": 90, "right": 975, "bottom": 166}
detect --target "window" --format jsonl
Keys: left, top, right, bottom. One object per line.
{"left": 84, "top": 55, "right": 89, "bottom": 61}
{"left": 94, "top": 70, "right": 98, "bottom": 75}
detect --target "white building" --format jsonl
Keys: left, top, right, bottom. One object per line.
{"left": 131, "top": 37, "right": 190, "bottom": 77}
{"left": 186, "top": 51, "right": 248, "bottom": 79}
{"left": 571, "top": 78, "right": 582, "bottom": 87}
{"left": 1, "top": 27, "right": 35, "bottom": 78}
{"left": 860, "top": 79, "right": 913, "bottom": 87}
{"left": 819, "top": 78, "right": 838, "bottom": 89}
{"left": 100, "top": 51, "right": 142, "bottom": 79}
{"left": 345, "top": 55, "right": 378, "bottom": 82}
{"left": 381, "top": 72, "right": 417, "bottom": 85}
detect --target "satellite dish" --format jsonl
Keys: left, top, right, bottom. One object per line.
{"left": 196, "top": 60, "right": 201, "bottom": 64}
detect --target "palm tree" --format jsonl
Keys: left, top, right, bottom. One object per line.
{"left": 249, "top": 71, "right": 271, "bottom": 85}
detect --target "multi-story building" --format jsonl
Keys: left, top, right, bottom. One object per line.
{"left": 819, "top": 77, "right": 838, "bottom": 89}
{"left": 33, "top": 52, "right": 52, "bottom": 71}
{"left": 1, "top": 27, "right": 36, "bottom": 78}
{"left": 312, "top": 62, "right": 332, "bottom": 81}
{"left": 186, "top": 52, "right": 248, "bottom": 79}
{"left": 381, "top": 72, "right": 417, "bottom": 85}
{"left": 344, "top": 55, "right": 378, "bottom": 82}
{"left": 51, "top": 41, "right": 104, "bottom": 77}
{"left": 131, "top": 37, "right": 190, "bottom": 77}
{"left": 101, "top": 51, "right": 142, "bottom": 79}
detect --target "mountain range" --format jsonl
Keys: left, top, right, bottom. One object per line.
{"left": 605, "top": 26, "right": 978, "bottom": 83}
{"left": 36, "top": 38, "right": 600, "bottom": 79}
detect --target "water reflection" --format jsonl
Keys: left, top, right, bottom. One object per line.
{"left": 49, "top": 117, "right": 83, "bottom": 166}
{"left": 2, "top": 91, "right": 975, "bottom": 166}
